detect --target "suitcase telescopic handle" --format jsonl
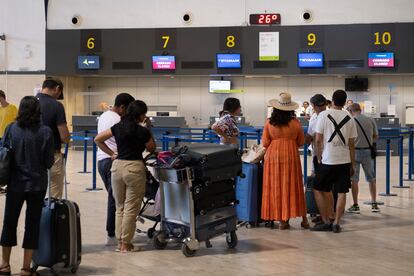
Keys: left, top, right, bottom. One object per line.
{"left": 47, "top": 169, "right": 51, "bottom": 207}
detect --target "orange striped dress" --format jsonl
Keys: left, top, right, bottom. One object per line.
{"left": 261, "top": 119, "right": 307, "bottom": 221}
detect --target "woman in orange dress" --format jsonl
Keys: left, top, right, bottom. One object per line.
{"left": 261, "top": 93, "right": 309, "bottom": 230}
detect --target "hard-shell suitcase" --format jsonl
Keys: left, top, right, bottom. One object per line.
{"left": 196, "top": 206, "right": 238, "bottom": 241}
{"left": 305, "top": 176, "right": 319, "bottom": 215}
{"left": 193, "top": 179, "right": 236, "bottom": 214}
{"left": 236, "top": 162, "right": 263, "bottom": 225}
{"left": 32, "top": 171, "right": 82, "bottom": 274}
{"left": 182, "top": 144, "right": 242, "bottom": 182}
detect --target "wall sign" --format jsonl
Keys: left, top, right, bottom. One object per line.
{"left": 77, "top": 55, "right": 100, "bottom": 69}
{"left": 259, "top": 32, "right": 279, "bottom": 61}
{"left": 80, "top": 30, "right": 102, "bottom": 52}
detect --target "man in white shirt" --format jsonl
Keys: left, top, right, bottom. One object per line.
{"left": 97, "top": 93, "right": 135, "bottom": 245}
{"left": 311, "top": 90, "right": 357, "bottom": 233}
{"left": 305, "top": 94, "right": 335, "bottom": 224}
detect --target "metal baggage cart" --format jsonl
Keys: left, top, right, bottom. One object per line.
{"left": 152, "top": 167, "right": 238, "bottom": 257}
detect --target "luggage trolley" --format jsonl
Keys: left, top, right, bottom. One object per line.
{"left": 152, "top": 166, "right": 238, "bottom": 257}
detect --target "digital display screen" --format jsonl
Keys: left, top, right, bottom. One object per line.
{"left": 298, "top": 53, "right": 324, "bottom": 68}
{"left": 152, "top": 56, "right": 176, "bottom": 70}
{"left": 368, "top": 52, "right": 394, "bottom": 68}
{"left": 249, "top": 14, "right": 281, "bottom": 25}
{"left": 78, "top": 56, "right": 100, "bottom": 69}
{"left": 216, "top": 54, "right": 242, "bottom": 69}
{"left": 209, "top": 80, "right": 231, "bottom": 93}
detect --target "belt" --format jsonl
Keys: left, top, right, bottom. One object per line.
{"left": 355, "top": 147, "right": 370, "bottom": 150}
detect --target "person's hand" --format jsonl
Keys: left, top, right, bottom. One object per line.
{"left": 350, "top": 165, "right": 355, "bottom": 177}
{"left": 111, "top": 153, "right": 118, "bottom": 161}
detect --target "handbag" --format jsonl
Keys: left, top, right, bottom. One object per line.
{"left": 354, "top": 118, "right": 377, "bottom": 159}
{"left": 0, "top": 124, "right": 14, "bottom": 186}
{"left": 242, "top": 144, "right": 266, "bottom": 164}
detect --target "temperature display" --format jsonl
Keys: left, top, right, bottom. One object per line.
{"left": 249, "top": 14, "right": 281, "bottom": 25}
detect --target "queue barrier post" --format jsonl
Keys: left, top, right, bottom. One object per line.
{"left": 379, "top": 138, "right": 397, "bottom": 197}
{"left": 86, "top": 140, "right": 103, "bottom": 192}
{"left": 393, "top": 136, "right": 410, "bottom": 189}
{"left": 407, "top": 130, "right": 414, "bottom": 181}
{"left": 78, "top": 130, "right": 91, "bottom": 174}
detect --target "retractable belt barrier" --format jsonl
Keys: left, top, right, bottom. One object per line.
{"left": 69, "top": 126, "right": 414, "bottom": 197}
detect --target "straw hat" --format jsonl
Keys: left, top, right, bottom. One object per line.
{"left": 268, "top": 93, "right": 299, "bottom": 111}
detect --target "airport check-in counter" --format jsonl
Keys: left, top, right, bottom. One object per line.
{"left": 72, "top": 115, "right": 99, "bottom": 150}
{"left": 149, "top": 116, "right": 188, "bottom": 148}
{"left": 209, "top": 116, "right": 250, "bottom": 127}
{"left": 375, "top": 117, "right": 400, "bottom": 156}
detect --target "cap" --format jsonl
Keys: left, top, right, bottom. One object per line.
{"left": 310, "top": 94, "right": 327, "bottom": 107}
{"left": 46, "top": 77, "right": 64, "bottom": 100}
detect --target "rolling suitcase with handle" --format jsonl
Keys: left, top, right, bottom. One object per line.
{"left": 236, "top": 162, "right": 263, "bottom": 226}
{"left": 305, "top": 176, "right": 319, "bottom": 215}
{"left": 32, "top": 170, "right": 82, "bottom": 274}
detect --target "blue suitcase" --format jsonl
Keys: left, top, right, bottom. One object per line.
{"left": 236, "top": 163, "right": 262, "bottom": 225}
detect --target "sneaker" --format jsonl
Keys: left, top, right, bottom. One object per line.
{"left": 347, "top": 204, "right": 360, "bottom": 214}
{"left": 310, "top": 223, "right": 332, "bottom": 232}
{"left": 332, "top": 224, "right": 342, "bottom": 233}
{"left": 371, "top": 203, "right": 380, "bottom": 213}
{"left": 106, "top": 236, "right": 118, "bottom": 246}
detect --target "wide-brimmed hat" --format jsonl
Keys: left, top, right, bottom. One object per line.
{"left": 269, "top": 93, "right": 299, "bottom": 111}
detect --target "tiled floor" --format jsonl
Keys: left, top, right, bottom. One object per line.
{"left": 1, "top": 151, "right": 414, "bottom": 275}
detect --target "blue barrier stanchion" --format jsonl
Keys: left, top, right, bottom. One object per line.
{"left": 86, "top": 140, "right": 103, "bottom": 192}
{"left": 303, "top": 144, "right": 308, "bottom": 185}
{"left": 63, "top": 143, "right": 70, "bottom": 185}
{"left": 256, "top": 129, "right": 261, "bottom": 145}
{"left": 406, "top": 130, "right": 414, "bottom": 181}
{"left": 78, "top": 130, "right": 91, "bottom": 174}
{"left": 379, "top": 139, "right": 397, "bottom": 197}
{"left": 394, "top": 136, "right": 410, "bottom": 189}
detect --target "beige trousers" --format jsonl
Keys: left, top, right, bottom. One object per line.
{"left": 50, "top": 153, "right": 65, "bottom": 199}
{"left": 111, "top": 160, "right": 146, "bottom": 244}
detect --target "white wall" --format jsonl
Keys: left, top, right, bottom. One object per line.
{"left": 47, "top": 0, "right": 414, "bottom": 30}
{"left": 77, "top": 75, "right": 413, "bottom": 127}
{"left": 0, "top": 0, "right": 45, "bottom": 71}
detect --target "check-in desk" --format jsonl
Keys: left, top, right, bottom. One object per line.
{"left": 209, "top": 116, "right": 250, "bottom": 127}
{"left": 375, "top": 117, "right": 400, "bottom": 156}
{"left": 149, "top": 116, "right": 188, "bottom": 148}
{"left": 72, "top": 115, "right": 98, "bottom": 150}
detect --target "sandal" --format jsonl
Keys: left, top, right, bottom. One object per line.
{"left": 279, "top": 221, "right": 290, "bottom": 230}
{"left": 20, "top": 268, "right": 34, "bottom": 276}
{"left": 0, "top": 265, "right": 11, "bottom": 276}
{"left": 301, "top": 221, "right": 310, "bottom": 229}
{"left": 120, "top": 243, "right": 141, "bottom": 253}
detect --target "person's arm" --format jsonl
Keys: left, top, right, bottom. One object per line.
{"left": 94, "top": 129, "right": 117, "bottom": 160}
{"left": 56, "top": 103, "right": 70, "bottom": 144}
{"left": 57, "top": 124, "right": 70, "bottom": 144}
{"left": 212, "top": 123, "right": 231, "bottom": 142}
{"left": 44, "top": 128, "right": 55, "bottom": 169}
{"left": 145, "top": 137, "right": 156, "bottom": 153}
{"left": 261, "top": 122, "right": 271, "bottom": 148}
{"left": 372, "top": 119, "right": 379, "bottom": 141}
{"left": 349, "top": 138, "right": 356, "bottom": 176}
{"left": 315, "top": 133, "right": 323, "bottom": 163}
{"left": 305, "top": 134, "right": 313, "bottom": 146}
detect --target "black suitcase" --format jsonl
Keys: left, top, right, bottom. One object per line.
{"left": 181, "top": 144, "right": 242, "bottom": 182}
{"left": 305, "top": 176, "right": 319, "bottom": 215}
{"left": 193, "top": 179, "right": 236, "bottom": 214}
{"left": 196, "top": 206, "right": 238, "bottom": 242}
{"left": 32, "top": 172, "right": 82, "bottom": 274}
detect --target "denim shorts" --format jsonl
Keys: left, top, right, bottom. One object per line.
{"left": 352, "top": 149, "right": 376, "bottom": 182}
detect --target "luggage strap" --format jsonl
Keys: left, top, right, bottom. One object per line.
{"left": 327, "top": 114, "right": 351, "bottom": 145}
